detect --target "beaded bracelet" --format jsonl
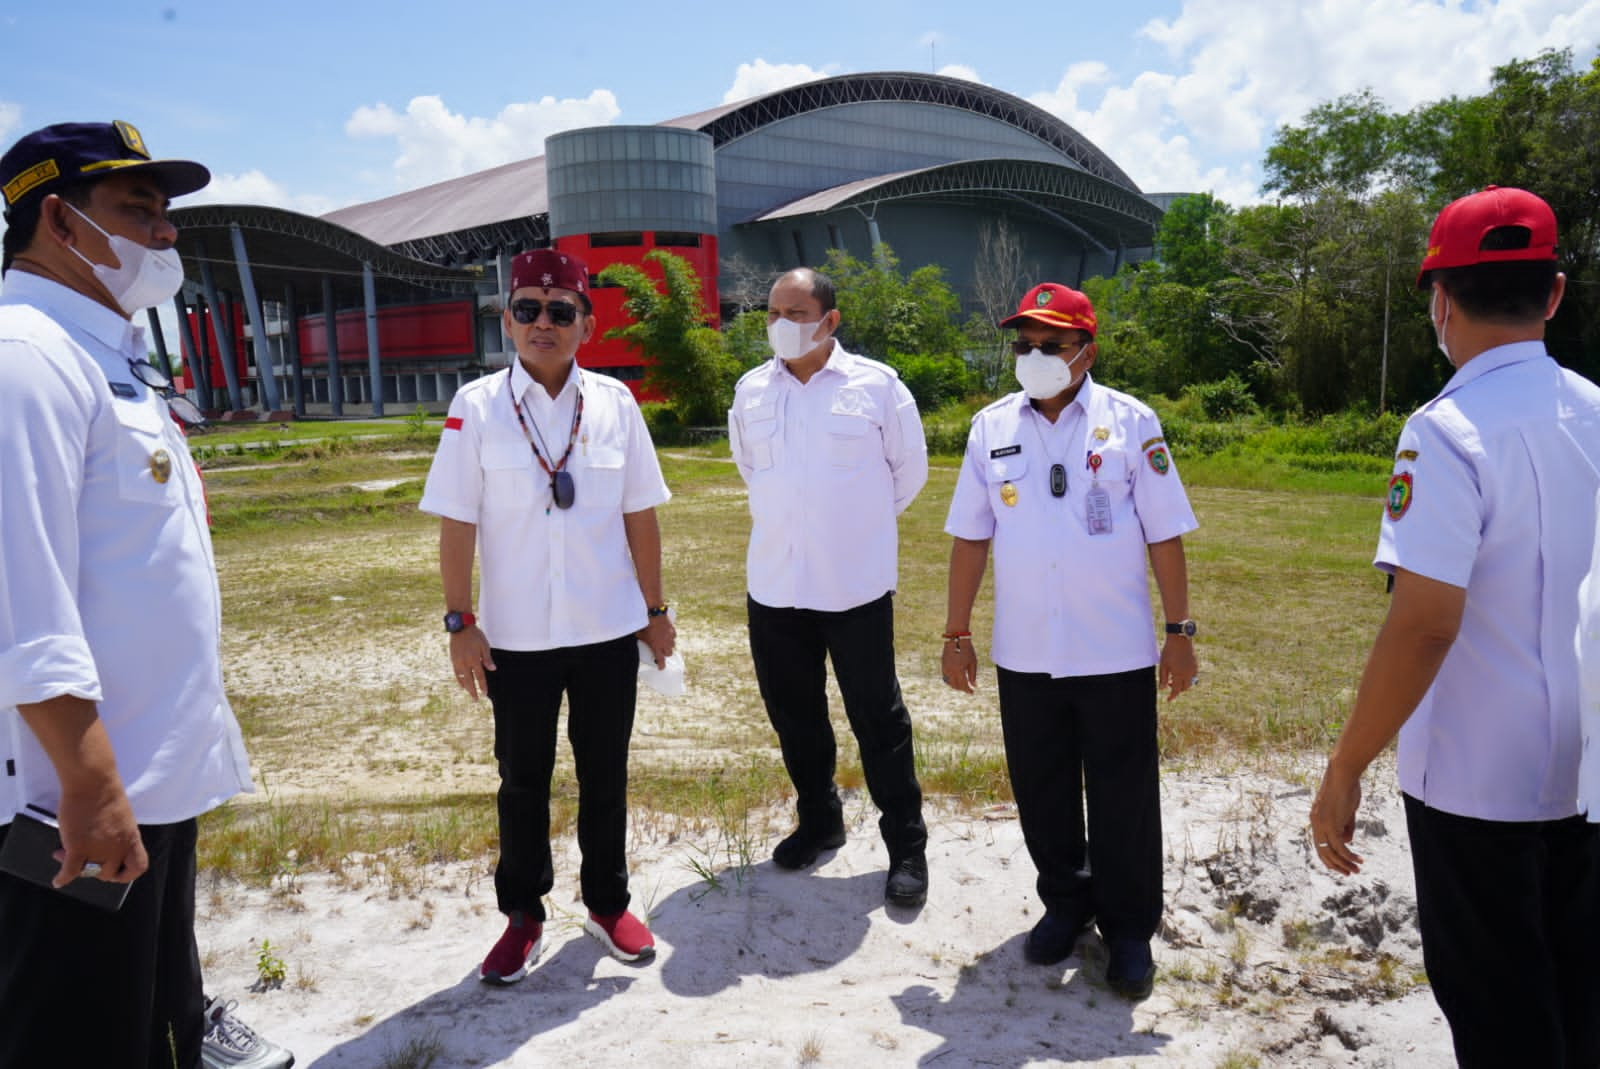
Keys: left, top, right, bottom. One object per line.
{"left": 942, "top": 630, "right": 971, "bottom": 652}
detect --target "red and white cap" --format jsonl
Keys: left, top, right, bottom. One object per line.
{"left": 998, "top": 282, "right": 1097, "bottom": 336}
{"left": 1416, "top": 186, "right": 1558, "bottom": 288}
{"left": 510, "top": 248, "right": 589, "bottom": 295}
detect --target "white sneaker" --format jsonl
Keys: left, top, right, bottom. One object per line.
{"left": 201, "top": 996, "right": 295, "bottom": 1069}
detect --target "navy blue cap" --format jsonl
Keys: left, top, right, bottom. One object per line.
{"left": 0, "top": 120, "right": 210, "bottom": 219}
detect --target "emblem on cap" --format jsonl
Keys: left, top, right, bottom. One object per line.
{"left": 1036, "top": 289, "right": 1053, "bottom": 307}
{"left": 112, "top": 121, "right": 150, "bottom": 160}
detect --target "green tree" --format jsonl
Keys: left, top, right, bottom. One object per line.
{"left": 599, "top": 249, "right": 737, "bottom": 426}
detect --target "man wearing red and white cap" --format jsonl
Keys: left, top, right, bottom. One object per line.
{"left": 1311, "top": 187, "right": 1600, "bottom": 1068}
{"left": 941, "top": 282, "right": 1198, "bottom": 1000}
{"left": 420, "top": 248, "right": 673, "bottom": 982}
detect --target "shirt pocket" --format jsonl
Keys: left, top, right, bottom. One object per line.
{"left": 985, "top": 450, "right": 1028, "bottom": 509}
{"left": 827, "top": 411, "right": 874, "bottom": 469}
{"left": 111, "top": 398, "right": 182, "bottom": 506}
{"left": 739, "top": 408, "right": 779, "bottom": 472}
{"left": 480, "top": 440, "right": 537, "bottom": 511}
{"left": 577, "top": 445, "right": 625, "bottom": 510}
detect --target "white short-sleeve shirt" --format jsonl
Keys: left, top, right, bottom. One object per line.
{"left": 0, "top": 272, "right": 254, "bottom": 826}
{"left": 944, "top": 378, "right": 1198, "bottom": 677}
{"left": 1576, "top": 488, "right": 1600, "bottom": 821}
{"left": 419, "top": 360, "right": 669, "bottom": 651}
{"left": 1377, "top": 341, "right": 1600, "bottom": 822}
{"left": 729, "top": 344, "right": 929, "bottom": 612}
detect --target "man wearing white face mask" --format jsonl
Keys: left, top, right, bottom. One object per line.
{"left": 942, "top": 282, "right": 1198, "bottom": 1000}
{"left": 1311, "top": 187, "right": 1600, "bottom": 1068}
{"left": 0, "top": 122, "right": 277, "bottom": 1069}
{"left": 729, "top": 268, "right": 931, "bottom": 908}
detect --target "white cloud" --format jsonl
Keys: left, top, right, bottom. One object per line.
{"left": 0, "top": 101, "right": 21, "bottom": 147}
{"left": 937, "top": 64, "right": 986, "bottom": 85}
{"left": 1032, "top": 0, "right": 1600, "bottom": 204}
{"left": 346, "top": 90, "right": 621, "bottom": 190}
{"left": 722, "top": 60, "right": 837, "bottom": 105}
{"left": 182, "top": 170, "right": 336, "bottom": 215}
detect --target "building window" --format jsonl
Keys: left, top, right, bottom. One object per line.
{"left": 590, "top": 231, "right": 644, "bottom": 248}
{"left": 655, "top": 232, "right": 702, "bottom": 248}
{"left": 792, "top": 230, "right": 807, "bottom": 264}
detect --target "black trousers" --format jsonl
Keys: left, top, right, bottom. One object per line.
{"left": 995, "top": 665, "right": 1162, "bottom": 942}
{"left": 747, "top": 592, "right": 926, "bottom": 858}
{"left": 0, "top": 818, "right": 203, "bottom": 1069}
{"left": 1404, "top": 794, "right": 1600, "bottom": 1069}
{"left": 486, "top": 634, "right": 638, "bottom": 921}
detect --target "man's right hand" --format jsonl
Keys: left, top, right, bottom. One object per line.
{"left": 450, "top": 627, "right": 496, "bottom": 701}
{"left": 53, "top": 778, "right": 146, "bottom": 886}
{"left": 941, "top": 638, "right": 979, "bottom": 694}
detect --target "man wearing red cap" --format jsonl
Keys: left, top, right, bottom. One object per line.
{"left": 941, "top": 281, "right": 1198, "bottom": 999}
{"left": 0, "top": 121, "right": 287, "bottom": 1068}
{"left": 1311, "top": 187, "right": 1600, "bottom": 1067}
{"left": 420, "top": 248, "right": 674, "bottom": 982}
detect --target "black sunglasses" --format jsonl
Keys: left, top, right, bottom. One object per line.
{"left": 550, "top": 470, "right": 576, "bottom": 510}
{"left": 1010, "top": 339, "right": 1088, "bottom": 357}
{"left": 127, "top": 359, "right": 208, "bottom": 430}
{"left": 510, "top": 299, "right": 580, "bottom": 327}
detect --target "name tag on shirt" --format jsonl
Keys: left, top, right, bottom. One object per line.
{"left": 109, "top": 382, "right": 137, "bottom": 398}
{"left": 1086, "top": 484, "right": 1113, "bottom": 535}
{"left": 990, "top": 444, "right": 1021, "bottom": 458}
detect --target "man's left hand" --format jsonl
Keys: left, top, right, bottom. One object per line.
{"left": 637, "top": 613, "right": 676, "bottom": 669}
{"left": 1158, "top": 637, "right": 1198, "bottom": 701}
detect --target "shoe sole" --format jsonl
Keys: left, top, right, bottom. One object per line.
{"left": 584, "top": 916, "right": 656, "bottom": 963}
{"left": 885, "top": 888, "right": 927, "bottom": 908}
{"left": 479, "top": 932, "right": 544, "bottom": 985}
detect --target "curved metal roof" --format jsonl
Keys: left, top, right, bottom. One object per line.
{"left": 664, "top": 72, "right": 1140, "bottom": 194}
{"left": 320, "top": 156, "right": 550, "bottom": 254}
{"left": 750, "top": 158, "right": 1162, "bottom": 251}
{"left": 168, "top": 203, "right": 488, "bottom": 304}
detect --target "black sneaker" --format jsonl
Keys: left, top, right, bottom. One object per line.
{"left": 1105, "top": 938, "right": 1156, "bottom": 1000}
{"left": 1023, "top": 907, "right": 1095, "bottom": 965}
{"left": 772, "top": 822, "right": 847, "bottom": 870}
{"left": 884, "top": 853, "right": 928, "bottom": 908}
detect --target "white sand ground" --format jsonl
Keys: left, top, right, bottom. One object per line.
{"left": 196, "top": 766, "right": 1456, "bottom": 1069}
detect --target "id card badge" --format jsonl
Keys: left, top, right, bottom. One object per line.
{"left": 1086, "top": 484, "right": 1113, "bottom": 535}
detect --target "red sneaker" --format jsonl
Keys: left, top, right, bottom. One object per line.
{"left": 479, "top": 911, "right": 543, "bottom": 984}
{"left": 584, "top": 909, "right": 656, "bottom": 963}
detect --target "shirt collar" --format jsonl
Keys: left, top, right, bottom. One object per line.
{"left": 1436, "top": 340, "right": 1547, "bottom": 401}
{"left": 1012, "top": 372, "right": 1098, "bottom": 419}
{"left": 0, "top": 269, "right": 141, "bottom": 355}
{"left": 508, "top": 357, "right": 580, "bottom": 406}
{"left": 775, "top": 338, "right": 846, "bottom": 382}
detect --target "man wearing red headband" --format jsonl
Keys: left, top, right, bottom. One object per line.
{"left": 942, "top": 281, "right": 1199, "bottom": 1000}
{"left": 1312, "top": 187, "right": 1600, "bottom": 1067}
{"left": 420, "top": 248, "right": 674, "bottom": 982}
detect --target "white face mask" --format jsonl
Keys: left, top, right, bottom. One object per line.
{"left": 1430, "top": 289, "right": 1452, "bottom": 364}
{"left": 1014, "top": 344, "right": 1088, "bottom": 400}
{"left": 767, "top": 316, "right": 828, "bottom": 363}
{"left": 65, "top": 203, "right": 185, "bottom": 316}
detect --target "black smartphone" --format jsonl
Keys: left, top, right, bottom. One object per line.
{"left": 0, "top": 809, "right": 133, "bottom": 911}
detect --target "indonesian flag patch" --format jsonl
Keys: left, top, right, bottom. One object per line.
{"left": 1387, "top": 472, "right": 1413, "bottom": 520}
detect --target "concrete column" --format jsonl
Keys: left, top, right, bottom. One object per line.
{"left": 284, "top": 284, "right": 305, "bottom": 418}
{"left": 143, "top": 308, "right": 168, "bottom": 370}
{"left": 172, "top": 294, "right": 211, "bottom": 411}
{"left": 197, "top": 257, "right": 244, "bottom": 412}
{"left": 362, "top": 262, "right": 383, "bottom": 417}
{"left": 322, "top": 275, "right": 343, "bottom": 417}
{"left": 229, "top": 224, "right": 281, "bottom": 412}
{"left": 496, "top": 250, "right": 512, "bottom": 359}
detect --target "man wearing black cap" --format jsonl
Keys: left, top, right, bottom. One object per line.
{"left": 0, "top": 121, "right": 281, "bottom": 1068}
{"left": 420, "top": 248, "right": 673, "bottom": 982}
{"left": 1311, "top": 187, "right": 1600, "bottom": 1068}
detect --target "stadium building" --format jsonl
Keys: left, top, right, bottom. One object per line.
{"left": 165, "top": 72, "right": 1169, "bottom": 416}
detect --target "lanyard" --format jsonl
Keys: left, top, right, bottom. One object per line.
{"left": 508, "top": 368, "right": 584, "bottom": 510}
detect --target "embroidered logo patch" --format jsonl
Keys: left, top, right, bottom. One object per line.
{"left": 1036, "top": 289, "right": 1053, "bottom": 307}
{"left": 1146, "top": 445, "right": 1170, "bottom": 475}
{"left": 1387, "top": 473, "right": 1413, "bottom": 520}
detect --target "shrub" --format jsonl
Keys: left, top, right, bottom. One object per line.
{"left": 1184, "top": 374, "right": 1260, "bottom": 420}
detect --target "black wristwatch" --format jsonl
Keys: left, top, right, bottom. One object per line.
{"left": 1164, "top": 619, "right": 1198, "bottom": 638}
{"left": 444, "top": 610, "right": 476, "bottom": 634}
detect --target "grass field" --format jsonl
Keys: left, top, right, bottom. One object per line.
{"left": 197, "top": 424, "right": 1393, "bottom": 880}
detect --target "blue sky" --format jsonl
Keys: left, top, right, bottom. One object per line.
{"left": 2, "top": 0, "right": 1597, "bottom": 220}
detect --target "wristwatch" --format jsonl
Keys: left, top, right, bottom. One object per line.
{"left": 1164, "top": 619, "right": 1198, "bottom": 638}
{"left": 444, "top": 610, "right": 476, "bottom": 633}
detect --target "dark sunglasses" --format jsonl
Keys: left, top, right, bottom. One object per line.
{"left": 550, "top": 470, "right": 576, "bottom": 510}
{"left": 510, "top": 299, "right": 580, "bottom": 327}
{"left": 127, "top": 359, "right": 208, "bottom": 430}
{"left": 1010, "top": 339, "right": 1088, "bottom": 357}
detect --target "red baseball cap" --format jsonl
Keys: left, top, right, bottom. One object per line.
{"left": 1415, "top": 186, "right": 1558, "bottom": 288}
{"left": 510, "top": 248, "right": 589, "bottom": 296}
{"left": 999, "top": 282, "right": 1097, "bottom": 336}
